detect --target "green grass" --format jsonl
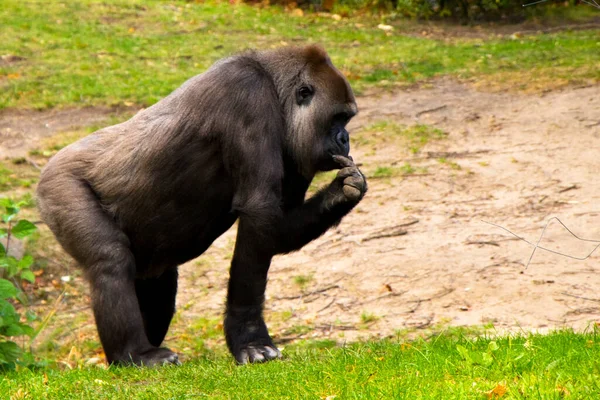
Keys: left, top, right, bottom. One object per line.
{"left": 293, "top": 274, "right": 313, "bottom": 290}
{"left": 438, "top": 157, "right": 462, "bottom": 170}
{"left": 372, "top": 166, "right": 395, "bottom": 178}
{"left": 360, "top": 311, "right": 380, "bottom": 325}
{"left": 1, "top": 0, "right": 600, "bottom": 110}
{"left": 3, "top": 330, "right": 600, "bottom": 398}
{"left": 353, "top": 122, "right": 447, "bottom": 154}
{"left": 0, "top": 162, "right": 37, "bottom": 191}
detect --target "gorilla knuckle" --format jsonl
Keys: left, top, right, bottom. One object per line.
{"left": 342, "top": 185, "right": 362, "bottom": 200}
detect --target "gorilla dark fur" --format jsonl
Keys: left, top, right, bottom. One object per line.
{"left": 37, "top": 45, "right": 367, "bottom": 366}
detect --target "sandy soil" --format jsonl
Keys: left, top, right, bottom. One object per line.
{"left": 3, "top": 79, "right": 600, "bottom": 354}
{"left": 0, "top": 106, "right": 136, "bottom": 159}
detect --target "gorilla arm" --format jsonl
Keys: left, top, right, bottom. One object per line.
{"left": 271, "top": 156, "right": 366, "bottom": 255}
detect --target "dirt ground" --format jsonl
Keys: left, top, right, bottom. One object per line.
{"left": 2, "top": 79, "right": 600, "bottom": 356}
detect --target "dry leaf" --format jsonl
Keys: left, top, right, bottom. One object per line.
{"left": 381, "top": 283, "right": 393, "bottom": 293}
{"left": 556, "top": 385, "right": 570, "bottom": 396}
{"left": 486, "top": 384, "right": 507, "bottom": 398}
{"left": 10, "top": 389, "right": 29, "bottom": 400}
{"left": 377, "top": 24, "right": 393, "bottom": 32}
{"left": 85, "top": 357, "right": 101, "bottom": 366}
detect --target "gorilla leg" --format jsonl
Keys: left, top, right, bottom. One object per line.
{"left": 224, "top": 219, "right": 281, "bottom": 364}
{"left": 37, "top": 177, "right": 178, "bottom": 366}
{"left": 135, "top": 268, "right": 178, "bottom": 347}
{"left": 85, "top": 243, "right": 179, "bottom": 366}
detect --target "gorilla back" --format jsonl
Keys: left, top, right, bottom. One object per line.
{"left": 37, "top": 45, "right": 367, "bottom": 366}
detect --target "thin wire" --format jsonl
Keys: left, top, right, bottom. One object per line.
{"left": 523, "top": 0, "right": 550, "bottom": 6}
{"left": 482, "top": 217, "right": 600, "bottom": 269}
{"left": 581, "top": 0, "right": 600, "bottom": 9}
{"left": 523, "top": 0, "right": 600, "bottom": 8}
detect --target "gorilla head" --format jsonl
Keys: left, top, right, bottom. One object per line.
{"left": 257, "top": 46, "right": 358, "bottom": 176}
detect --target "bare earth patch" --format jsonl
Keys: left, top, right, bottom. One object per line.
{"left": 0, "top": 106, "right": 137, "bottom": 159}
{"left": 399, "top": 18, "right": 600, "bottom": 40}
{"left": 5, "top": 80, "right": 600, "bottom": 359}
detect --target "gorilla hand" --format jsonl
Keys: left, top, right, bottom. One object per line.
{"left": 332, "top": 155, "right": 367, "bottom": 202}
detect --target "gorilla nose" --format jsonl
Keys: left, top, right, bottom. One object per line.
{"left": 336, "top": 129, "right": 350, "bottom": 156}
{"left": 336, "top": 130, "right": 349, "bottom": 145}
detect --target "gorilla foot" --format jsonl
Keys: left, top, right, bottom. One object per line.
{"left": 113, "top": 347, "right": 181, "bottom": 367}
{"left": 237, "top": 344, "right": 282, "bottom": 365}
{"left": 139, "top": 348, "right": 181, "bottom": 367}
{"left": 224, "top": 308, "right": 282, "bottom": 365}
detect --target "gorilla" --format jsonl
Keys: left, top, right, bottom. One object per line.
{"left": 36, "top": 45, "right": 367, "bottom": 366}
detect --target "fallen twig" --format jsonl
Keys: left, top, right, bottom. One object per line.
{"left": 362, "top": 228, "right": 407, "bottom": 242}
{"left": 362, "top": 219, "right": 419, "bottom": 242}
{"left": 406, "top": 287, "right": 455, "bottom": 303}
{"left": 316, "top": 297, "right": 336, "bottom": 313}
{"left": 423, "top": 150, "right": 491, "bottom": 160}
{"left": 358, "top": 291, "right": 406, "bottom": 306}
{"left": 275, "top": 284, "right": 340, "bottom": 301}
{"left": 315, "top": 324, "right": 356, "bottom": 331}
{"left": 27, "top": 158, "right": 42, "bottom": 171}
{"left": 274, "top": 335, "right": 304, "bottom": 344}
{"left": 565, "top": 307, "right": 600, "bottom": 316}
{"left": 561, "top": 292, "right": 600, "bottom": 303}
{"left": 465, "top": 240, "right": 500, "bottom": 247}
{"left": 558, "top": 184, "right": 579, "bottom": 193}
{"left": 415, "top": 105, "right": 447, "bottom": 117}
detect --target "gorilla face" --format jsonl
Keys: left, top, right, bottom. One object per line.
{"left": 293, "top": 74, "right": 357, "bottom": 174}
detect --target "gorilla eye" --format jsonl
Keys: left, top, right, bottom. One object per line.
{"left": 296, "top": 85, "right": 314, "bottom": 105}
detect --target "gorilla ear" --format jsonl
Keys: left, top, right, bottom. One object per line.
{"left": 296, "top": 85, "right": 314, "bottom": 106}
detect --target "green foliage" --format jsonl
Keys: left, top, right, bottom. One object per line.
{"left": 0, "top": 197, "right": 38, "bottom": 368}
{"left": 456, "top": 340, "right": 499, "bottom": 367}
